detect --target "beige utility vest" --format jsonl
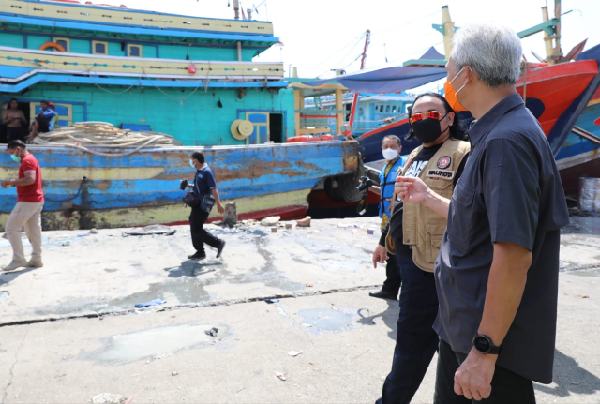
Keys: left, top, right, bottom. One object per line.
{"left": 401, "top": 138, "right": 471, "bottom": 272}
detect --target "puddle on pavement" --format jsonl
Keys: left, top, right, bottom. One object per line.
{"left": 297, "top": 307, "right": 356, "bottom": 334}
{"left": 84, "top": 323, "right": 226, "bottom": 364}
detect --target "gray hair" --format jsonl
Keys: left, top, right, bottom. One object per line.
{"left": 383, "top": 135, "right": 401, "bottom": 147}
{"left": 452, "top": 24, "right": 522, "bottom": 86}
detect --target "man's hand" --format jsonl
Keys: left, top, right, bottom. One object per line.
{"left": 1, "top": 180, "right": 13, "bottom": 188}
{"left": 454, "top": 349, "right": 497, "bottom": 400}
{"left": 217, "top": 202, "right": 225, "bottom": 215}
{"left": 395, "top": 176, "right": 429, "bottom": 204}
{"left": 372, "top": 244, "right": 388, "bottom": 269}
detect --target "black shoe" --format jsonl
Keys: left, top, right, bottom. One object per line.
{"left": 216, "top": 240, "right": 226, "bottom": 259}
{"left": 188, "top": 251, "right": 206, "bottom": 260}
{"left": 368, "top": 290, "right": 397, "bottom": 300}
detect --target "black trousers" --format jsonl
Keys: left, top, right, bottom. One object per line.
{"left": 382, "top": 253, "right": 402, "bottom": 295}
{"left": 379, "top": 253, "right": 439, "bottom": 404}
{"left": 434, "top": 340, "right": 536, "bottom": 404}
{"left": 189, "top": 207, "right": 220, "bottom": 255}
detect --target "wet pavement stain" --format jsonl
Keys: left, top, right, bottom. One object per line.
{"left": 82, "top": 323, "right": 227, "bottom": 364}
{"left": 297, "top": 307, "right": 356, "bottom": 334}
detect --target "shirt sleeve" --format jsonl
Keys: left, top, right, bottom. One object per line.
{"left": 21, "top": 158, "right": 37, "bottom": 172}
{"left": 483, "top": 138, "right": 540, "bottom": 251}
{"left": 205, "top": 171, "right": 217, "bottom": 189}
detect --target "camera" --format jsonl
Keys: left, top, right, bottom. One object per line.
{"left": 179, "top": 179, "right": 189, "bottom": 190}
{"left": 356, "top": 175, "right": 375, "bottom": 192}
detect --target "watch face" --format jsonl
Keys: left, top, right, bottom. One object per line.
{"left": 474, "top": 336, "right": 491, "bottom": 352}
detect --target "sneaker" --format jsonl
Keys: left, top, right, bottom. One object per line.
{"left": 26, "top": 258, "right": 43, "bottom": 268}
{"left": 216, "top": 240, "right": 226, "bottom": 259}
{"left": 2, "top": 260, "right": 28, "bottom": 272}
{"left": 188, "top": 251, "right": 206, "bottom": 261}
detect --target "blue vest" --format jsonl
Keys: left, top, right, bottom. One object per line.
{"left": 379, "top": 156, "right": 407, "bottom": 221}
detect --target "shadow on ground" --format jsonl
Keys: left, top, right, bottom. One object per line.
{"left": 357, "top": 298, "right": 399, "bottom": 340}
{"left": 535, "top": 350, "right": 600, "bottom": 397}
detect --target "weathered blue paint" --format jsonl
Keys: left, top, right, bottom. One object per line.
{"left": 0, "top": 141, "right": 360, "bottom": 214}
{"left": 0, "top": 73, "right": 289, "bottom": 93}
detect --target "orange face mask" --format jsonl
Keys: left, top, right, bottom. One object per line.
{"left": 443, "top": 66, "right": 469, "bottom": 112}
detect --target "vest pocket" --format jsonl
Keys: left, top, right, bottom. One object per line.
{"left": 426, "top": 224, "right": 444, "bottom": 264}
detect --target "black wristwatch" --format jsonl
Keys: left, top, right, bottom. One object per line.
{"left": 472, "top": 334, "right": 502, "bottom": 354}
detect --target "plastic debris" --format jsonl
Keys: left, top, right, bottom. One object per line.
{"left": 264, "top": 298, "right": 279, "bottom": 304}
{"left": 172, "top": 371, "right": 179, "bottom": 376}
{"left": 134, "top": 298, "right": 166, "bottom": 308}
{"left": 271, "top": 227, "right": 278, "bottom": 233}
{"left": 367, "top": 229, "right": 375, "bottom": 235}
{"left": 90, "top": 393, "right": 128, "bottom": 404}
{"left": 261, "top": 216, "right": 280, "bottom": 226}
{"left": 296, "top": 216, "right": 311, "bottom": 228}
{"left": 204, "top": 327, "right": 219, "bottom": 337}
{"left": 275, "top": 372, "right": 287, "bottom": 382}
{"left": 123, "top": 224, "right": 176, "bottom": 237}
{"left": 285, "top": 223, "right": 294, "bottom": 230}
{"left": 288, "top": 351, "right": 303, "bottom": 357}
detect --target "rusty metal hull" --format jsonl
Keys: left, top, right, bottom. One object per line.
{"left": 0, "top": 141, "right": 360, "bottom": 230}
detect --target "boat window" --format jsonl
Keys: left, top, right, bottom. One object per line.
{"left": 127, "top": 44, "right": 143, "bottom": 57}
{"left": 92, "top": 40, "right": 108, "bottom": 55}
{"left": 392, "top": 105, "right": 397, "bottom": 113}
{"left": 385, "top": 105, "right": 391, "bottom": 113}
{"left": 53, "top": 37, "right": 70, "bottom": 52}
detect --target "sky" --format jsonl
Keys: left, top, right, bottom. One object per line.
{"left": 96, "top": 0, "right": 600, "bottom": 79}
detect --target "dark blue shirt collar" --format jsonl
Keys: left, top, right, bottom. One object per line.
{"left": 468, "top": 93, "right": 524, "bottom": 147}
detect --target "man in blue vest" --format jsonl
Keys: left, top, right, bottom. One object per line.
{"left": 369, "top": 135, "right": 407, "bottom": 300}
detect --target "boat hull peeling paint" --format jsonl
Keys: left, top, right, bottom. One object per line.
{"left": 0, "top": 141, "right": 361, "bottom": 230}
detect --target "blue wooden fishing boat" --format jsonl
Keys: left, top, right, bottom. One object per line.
{"left": 0, "top": 0, "right": 361, "bottom": 230}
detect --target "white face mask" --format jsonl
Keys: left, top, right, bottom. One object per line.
{"left": 382, "top": 148, "right": 399, "bottom": 161}
{"left": 189, "top": 159, "right": 196, "bottom": 169}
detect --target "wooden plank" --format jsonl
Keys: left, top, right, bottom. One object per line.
{"left": 0, "top": 47, "right": 284, "bottom": 79}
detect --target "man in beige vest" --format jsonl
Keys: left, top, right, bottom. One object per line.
{"left": 374, "top": 93, "right": 470, "bottom": 404}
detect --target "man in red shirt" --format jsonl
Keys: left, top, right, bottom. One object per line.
{"left": 2, "top": 140, "right": 44, "bottom": 271}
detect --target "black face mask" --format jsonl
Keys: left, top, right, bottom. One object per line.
{"left": 411, "top": 116, "right": 447, "bottom": 143}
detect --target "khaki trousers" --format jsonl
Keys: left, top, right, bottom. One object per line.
{"left": 6, "top": 202, "right": 44, "bottom": 262}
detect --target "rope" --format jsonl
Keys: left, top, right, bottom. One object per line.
{"left": 31, "top": 122, "right": 179, "bottom": 157}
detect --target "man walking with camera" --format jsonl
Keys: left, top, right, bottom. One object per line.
{"left": 185, "top": 151, "right": 225, "bottom": 261}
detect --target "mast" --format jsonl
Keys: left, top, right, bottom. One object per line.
{"left": 347, "top": 30, "right": 371, "bottom": 137}
{"left": 441, "top": 6, "right": 455, "bottom": 59}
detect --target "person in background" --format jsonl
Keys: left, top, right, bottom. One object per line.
{"left": 374, "top": 93, "right": 470, "bottom": 403}
{"left": 3, "top": 99, "right": 27, "bottom": 142}
{"left": 28, "top": 100, "right": 56, "bottom": 142}
{"left": 397, "top": 25, "right": 569, "bottom": 403}
{"left": 369, "top": 135, "right": 407, "bottom": 300}
{"left": 2, "top": 140, "right": 45, "bottom": 271}
{"left": 186, "top": 151, "right": 226, "bottom": 261}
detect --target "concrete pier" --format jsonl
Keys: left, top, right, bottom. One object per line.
{"left": 0, "top": 217, "right": 598, "bottom": 403}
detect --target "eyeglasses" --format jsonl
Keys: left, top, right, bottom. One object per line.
{"left": 409, "top": 110, "right": 444, "bottom": 124}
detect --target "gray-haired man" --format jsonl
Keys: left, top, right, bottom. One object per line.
{"left": 396, "top": 25, "right": 569, "bottom": 403}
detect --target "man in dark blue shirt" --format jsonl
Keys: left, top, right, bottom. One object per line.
{"left": 187, "top": 151, "right": 225, "bottom": 261}
{"left": 396, "top": 25, "right": 569, "bottom": 403}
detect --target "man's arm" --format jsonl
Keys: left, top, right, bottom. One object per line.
{"left": 2, "top": 170, "right": 36, "bottom": 187}
{"left": 394, "top": 176, "right": 450, "bottom": 218}
{"left": 479, "top": 242, "right": 532, "bottom": 339}
{"left": 211, "top": 188, "right": 225, "bottom": 214}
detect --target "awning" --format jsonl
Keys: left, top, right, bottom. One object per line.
{"left": 305, "top": 65, "right": 447, "bottom": 94}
